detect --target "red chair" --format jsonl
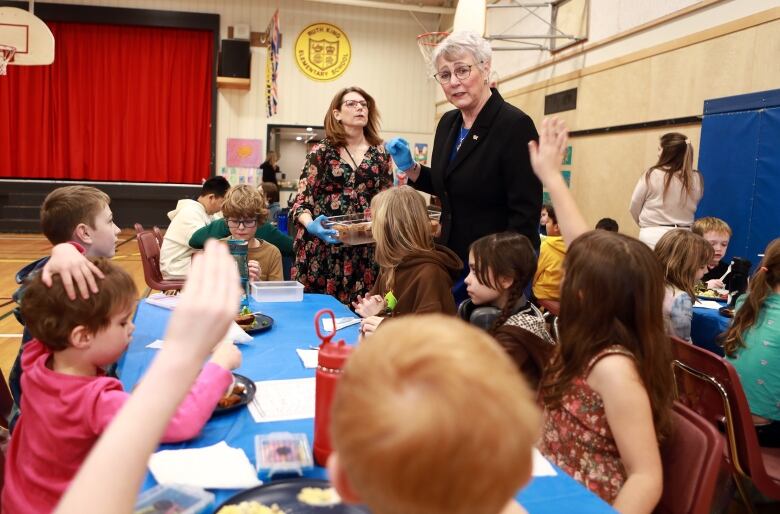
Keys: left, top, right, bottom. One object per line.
{"left": 656, "top": 402, "right": 725, "bottom": 514}
{"left": 670, "top": 336, "right": 780, "bottom": 511}
{"left": 134, "top": 223, "right": 163, "bottom": 246}
{"left": 136, "top": 229, "right": 185, "bottom": 293}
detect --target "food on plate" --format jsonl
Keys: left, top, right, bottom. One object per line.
{"left": 217, "top": 501, "right": 285, "bottom": 514}
{"left": 697, "top": 289, "right": 717, "bottom": 298}
{"left": 218, "top": 382, "right": 246, "bottom": 408}
{"left": 331, "top": 222, "right": 373, "bottom": 244}
{"left": 235, "top": 306, "right": 256, "bottom": 328}
{"left": 297, "top": 486, "right": 342, "bottom": 506}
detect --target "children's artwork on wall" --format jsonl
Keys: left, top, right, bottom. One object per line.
{"left": 562, "top": 145, "right": 572, "bottom": 165}
{"left": 413, "top": 143, "right": 429, "bottom": 165}
{"left": 221, "top": 167, "right": 259, "bottom": 187}
{"left": 227, "top": 138, "right": 263, "bottom": 168}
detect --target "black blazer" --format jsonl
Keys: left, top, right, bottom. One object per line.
{"left": 412, "top": 89, "right": 542, "bottom": 261}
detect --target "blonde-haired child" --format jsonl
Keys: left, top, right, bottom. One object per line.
{"left": 352, "top": 186, "right": 462, "bottom": 335}
{"left": 654, "top": 229, "right": 713, "bottom": 341}
{"left": 3, "top": 258, "right": 240, "bottom": 513}
{"left": 692, "top": 216, "right": 733, "bottom": 290}
{"left": 723, "top": 238, "right": 780, "bottom": 447}
{"left": 222, "top": 185, "right": 283, "bottom": 281}
{"left": 530, "top": 118, "right": 673, "bottom": 512}
{"left": 328, "top": 314, "right": 540, "bottom": 514}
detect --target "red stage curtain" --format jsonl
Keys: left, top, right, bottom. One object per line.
{"left": 0, "top": 22, "right": 213, "bottom": 184}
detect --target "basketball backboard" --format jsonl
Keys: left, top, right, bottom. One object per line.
{"left": 0, "top": 6, "right": 54, "bottom": 65}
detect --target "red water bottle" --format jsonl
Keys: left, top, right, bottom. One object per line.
{"left": 312, "top": 309, "right": 353, "bottom": 466}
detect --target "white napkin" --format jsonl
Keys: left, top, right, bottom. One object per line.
{"left": 145, "top": 324, "right": 251, "bottom": 350}
{"left": 321, "top": 317, "right": 361, "bottom": 331}
{"left": 148, "top": 441, "right": 262, "bottom": 490}
{"left": 531, "top": 448, "right": 557, "bottom": 477}
{"left": 145, "top": 293, "right": 180, "bottom": 310}
{"left": 296, "top": 348, "right": 319, "bottom": 369}
{"left": 694, "top": 300, "right": 723, "bottom": 310}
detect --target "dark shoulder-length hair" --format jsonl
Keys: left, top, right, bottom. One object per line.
{"left": 324, "top": 86, "right": 382, "bottom": 148}
{"left": 542, "top": 230, "right": 674, "bottom": 442}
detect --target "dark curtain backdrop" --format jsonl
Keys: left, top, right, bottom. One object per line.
{"left": 0, "top": 22, "right": 213, "bottom": 184}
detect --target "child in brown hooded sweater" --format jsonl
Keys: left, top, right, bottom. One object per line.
{"left": 353, "top": 186, "right": 462, "bottom": 335}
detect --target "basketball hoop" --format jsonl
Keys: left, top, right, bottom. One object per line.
{"left": 416, "top": 32, "right": 449, "bottom": 71}
{"left": 0, "top": 44, "right": 16, "bottom": 75}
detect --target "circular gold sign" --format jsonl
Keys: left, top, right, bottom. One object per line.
{"left": 294, "top": 22, "right": 351, "bottom": 81}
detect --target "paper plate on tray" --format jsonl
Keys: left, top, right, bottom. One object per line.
{"left": 213, "top": 373, "right": 256, "bottom": 416}
{"left": 214, "top": 478, "right": 371, "bottom": 513}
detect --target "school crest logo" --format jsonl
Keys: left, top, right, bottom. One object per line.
{"left": 295, "top": 23, "right": 351, "bottom": 81}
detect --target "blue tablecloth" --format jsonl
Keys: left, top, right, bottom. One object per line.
{"left": 119, "top": 294, "right": 614, "bottom": 514}
{"left": 691, "top": 300, "right": 731, "bottom": 356}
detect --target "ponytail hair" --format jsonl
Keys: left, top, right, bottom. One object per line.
{"left": 646, "top": 132, "right": 701, "bottom": 201}
{"left": 723, "top": 238, "right": 780, "bottom": 357}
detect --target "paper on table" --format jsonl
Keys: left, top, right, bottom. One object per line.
{"left": 296, "top": 348, "right": 319, "bottom": 369}
{"left": 532, "top": 448, "right": 557, "bottom": 477}
{"left": 225, "top": 321, "right": 254, "bottom": 344}
{"left": 694, "top": 300, "right": 723, "bottom": 310}
{"left": 145, "top": 293, "right": 180, "bottom": 310}
{"left": 248, "top": 377, "right": 316, "bottom": 423}
{"left": 322, "top": 317, "right": 361, "bottom": 331}
{"left": 148, "top": 441, "right": 262, "bottom": 490}
{"left": 146, "top": 339, "right": 164, "bottom": 349}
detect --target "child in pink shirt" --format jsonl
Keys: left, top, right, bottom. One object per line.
{"left": 3, "top": 258, "right": 241, "bottom": 514}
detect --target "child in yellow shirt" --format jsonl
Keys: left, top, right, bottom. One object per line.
{"left": 533, "top": 204, "right": 566, "bottom": 301}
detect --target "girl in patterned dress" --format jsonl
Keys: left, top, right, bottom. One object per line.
{"left": 529, "top": 118, "right": 674, "bottom": 512}
{"left": 723, "top": 238, "right": 780, "bottom": 447}
{"left": 290, "top": 87, "right": 393, "bottom": 305}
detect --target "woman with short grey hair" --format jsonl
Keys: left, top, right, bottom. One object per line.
{"left": 386, "top": 30, "right": 542, "bottom": 303}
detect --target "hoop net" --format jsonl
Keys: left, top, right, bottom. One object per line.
{"left": 0, "top": 45, "right": 16, "bottom": 76}
{"left": 416, "top": 32, "right": 449, "bottom": 70}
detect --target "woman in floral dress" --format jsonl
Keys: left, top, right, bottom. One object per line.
{"left": 290, "top": 87, "right": 393, "bottom": 305}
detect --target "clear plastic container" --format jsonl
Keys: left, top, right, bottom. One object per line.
{"left": 255, "top": 432, "right": 314, "bottom": 477}
{"left": 323, "top": 212, "right": 373, "bottom": 246}
{"left": 250, "top": 281, "right": 304, "bottom": 302}
{"left": 134, "top": 484, "right": 214, "bottom": 514}
{"left": 323, "top": 209, "right": 442, "bottom": 246}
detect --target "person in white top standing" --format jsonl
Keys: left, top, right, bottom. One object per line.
{"left": 160, "top": 176, "right": 230, "bottom": 278}
{"left": 629, "top": 132, "right": 704, "bottom": 249}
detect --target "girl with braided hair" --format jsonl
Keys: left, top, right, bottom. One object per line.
{"left": 463, "top": 232, "right": 555, "bottom": 389}
{"left": 723, "top": 238, "right": 780, "bottom": 447}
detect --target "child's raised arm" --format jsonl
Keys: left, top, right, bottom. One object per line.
{"left": 55, "top": 240, "right": 241, "bottom": 514}
{"left": 528, "top": 118, "right": 588, "bottom": 246}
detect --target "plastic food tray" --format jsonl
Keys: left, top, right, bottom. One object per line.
{"left": 323, "top": 212, "right": 373, "bottom": 246}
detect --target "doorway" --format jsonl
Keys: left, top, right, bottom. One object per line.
{"left": 266, "top": 124, "right": 325, "bottom": 206}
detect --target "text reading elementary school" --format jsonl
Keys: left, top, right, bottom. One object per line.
{"left": 295, "top": 22, "right": 351, "bottom": 81}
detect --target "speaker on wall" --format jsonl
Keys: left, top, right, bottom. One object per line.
{"left": 219, "top": 39, "right": 250, "bottom": 78}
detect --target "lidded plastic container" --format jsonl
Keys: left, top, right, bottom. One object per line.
{"left": 322, "top": 212, "right": 373, "bottom": 246}
{"left": 255, "top": 432, "right": 313, "bottom": 477}
{"left": 250, "top": 281, "right": 304, "bottom": 302}
{"left": 133, "top": 484, "right": 213, "bottom": 514}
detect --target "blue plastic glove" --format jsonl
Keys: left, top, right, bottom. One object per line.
{"left": 306, "top": 214, "right": 340, "bottom": 244}
{"left": 385, "top": 137, "right": 415, "bottom": 171}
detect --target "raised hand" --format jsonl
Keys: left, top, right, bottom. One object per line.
{"left": 163, "top": 239, "right": 241, "bottom": 359}
{"left": 42, "top": 243, "right": 104, "bottom": 300}
{"left": 528, "top": 117, "right": 569, "bottom": 184}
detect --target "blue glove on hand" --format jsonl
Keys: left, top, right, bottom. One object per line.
{"left": 385, "top": 137, "right": 415, "bottom": 171}
{"left": 306, "top": 214, "right": 340, "bottom": 244}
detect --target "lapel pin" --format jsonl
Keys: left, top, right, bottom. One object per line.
{"left": 473, "top": 135, "right": 479, "bottom": 141}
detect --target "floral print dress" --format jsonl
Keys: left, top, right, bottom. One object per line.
{"left": 539, "top": 345, "right": 635, "bottom": 504}
{"left": 290, "top": 138, "right": 392, "bottom": 305}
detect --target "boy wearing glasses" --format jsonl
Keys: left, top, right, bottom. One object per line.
{"left": 222, "top": 185, "right": 283, "bottom": 281}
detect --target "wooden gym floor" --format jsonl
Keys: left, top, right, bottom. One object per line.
{"left": 0, "top": 229, "right": 148, "bottom": 380}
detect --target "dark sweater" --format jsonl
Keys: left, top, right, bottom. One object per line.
{"left": 369, "top": 244, "right": 463, "bottom": 317}
{"left": 188, "top": 218, "right": 293, "bottom": 257}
